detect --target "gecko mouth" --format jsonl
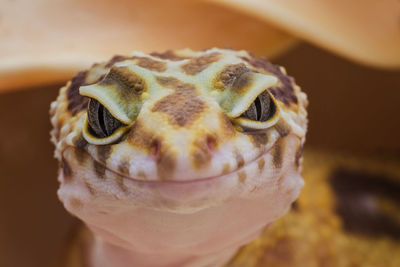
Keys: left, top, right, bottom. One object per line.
{"left": 63, "top": 140, "right": 278, "bottom": 185}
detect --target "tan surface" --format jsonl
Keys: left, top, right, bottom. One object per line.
{"left": 0, "top": 0, "right": 295, "bottom": 92}
{"left": 212, "top": 0, "right": 400, "bottom": 68}
{"left": 3, "top": 0, "right": 400, "bottom": 92}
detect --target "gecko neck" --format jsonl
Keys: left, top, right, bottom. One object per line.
{"left": 80, "top": 195, "right": 280, "bottom": 267}
{"left": 88, "top": 236, "right": 240, "bottom": 267}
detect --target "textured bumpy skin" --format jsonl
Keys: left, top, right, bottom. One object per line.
{"left": 50, "top": 48, "right": 308, "bottom": 267}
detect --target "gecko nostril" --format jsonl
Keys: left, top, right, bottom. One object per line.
{"left": 191, "top": 135, "right": 217, "bottom": 169}
{"left": 151, "top": 139, "right": 161, "bottom": 157}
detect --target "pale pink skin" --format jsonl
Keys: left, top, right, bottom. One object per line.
{"left": 58, "top": 134, "right": 303, "bottom": 267}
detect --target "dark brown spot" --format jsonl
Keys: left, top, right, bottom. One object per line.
{"left": 106, "top": 55, "right": 167, "bottom": 71}
{"left": 238, "top": 171, "right": 247, "bottom": 183}
{"left": 74, "top": 148, "right": 88, "bottom": 164}
{"left": 61, "top": 157, "right": 72, "bottom": 180}
{"left": 221, "top": 163, "right": 230, "bottom": 175}
{"left": 242, "top": 56, "right": 277, "bottom": 76}
{"left": 156, "top": 149, "right": 176, "bottom": 181}
{"left": 219, "top": 113, "right": 236, "bottom": 136}
{"left": 250, "top": 186, "right": 258, "bottom": 193}
{"left": 105, "top": 55, "right": 131, "bottom": 68}
{"left": 231, "top": 72, "right": 252, "bottom": 92}
{"left": 215, "top": 63, "right": 250, "bottom": 90}
{"left": 74, "top": 134, "right": 88, "bottom": 149}
{"left": 83, "top": 177, "right": 95, "bottom": 195}
{"left": 330, "top": 168, "right": 400, "bottom": 240}
{"left": 118, "top": 160, "right": 130, "bottom": 175}
{"left": 155, "top": 76, "right": 183, "bottom": 88}
{"left": 181, "top": 52, "right": 220, "bottom": 75}
{"left": 235, "top": 151, "right": 245, "bottom": 169}
{"left": 277, "top": 175, "right": 285, "bottom": 189}
{"left": 137, "top": 171, "right": 147, "bottom": 179}
{"left": 133, "top": 56, "right": 167, "bottom": 72}
{"left": 97, "top": 145, "right": 112, "bottom": 164}
{"left": 258, "top": 158, "right": 265, "bottom": 172}
{"left": 275, "top": 121, "right": 291, "bottom": 137}
{"left": 250, "top": 132, "right": 269, "bottom": 147}
{"left": 269, "top": 87, "right": 298, "bottom": 107}
{"left": 272, "top": 142, "right": 283, "bottom": 169}
{"left": 100, "top": 66, "right": 146, "bottom": 95}
{"left": 73, "top": 135, "right": 88, "bottom": 163}
{"left": 69, "top": 198, "right": 83, "bottom": 209}
{"left": 67, "top": 71, "right": 89, "bottom": 115}
{"left": 115, "top": 175, "right": 127, "bottom": 192}
{"left": 152, "top": 82, "right": 205, "bottom": 127}
{"left": 242, "top": 56, "right": 298, "bottom": 106}
{"left": 192, "top": 137, "right": 212, "bottom": 169}
{"left": 93, "top": 160, "right": 106, "bottom": 179}
{"left": 295, "top": 144, "right": 303, "bottom": 168}
{"left": 151, "top": 50, "right": 188, "bottom": 61}
{"left": 127, "top": 121, "right": 158, "bottom": 153}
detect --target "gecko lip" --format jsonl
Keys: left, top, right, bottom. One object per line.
{"left": 64, "top": 140, "right": 279, "bottom": 185}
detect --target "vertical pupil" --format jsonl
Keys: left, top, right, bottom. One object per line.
{"left": 97, "top": 104, "right": 107, "bottom": 135}
{"left": 88, "top": 99, "right": 122, "bottom": 138}
{"left": 254, "top": 97, "right": 262, "bottom": 121}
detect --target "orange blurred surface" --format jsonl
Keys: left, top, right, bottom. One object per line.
{"left": 2, "top": 0, "right": 400, "bottom": 93}
{"left": 0, "top": 0, "right": 295, "bottom": 92}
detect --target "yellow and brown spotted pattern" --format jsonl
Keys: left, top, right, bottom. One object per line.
{"left": 50, "top": 48, "right": 307, "bottom": 185}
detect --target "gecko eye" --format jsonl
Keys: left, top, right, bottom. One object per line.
{"left": 241, "top": 91, "right": 274, "bottom": 122}
{"left": 88, "top": 99, "right": 123, "bottom": 138}
{"left": 234, "top": 90, "right": 280, "bottom": 130}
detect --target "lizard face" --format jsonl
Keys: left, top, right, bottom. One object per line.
{"left": 50, "top": 48, "right": 307, "bottom": 261}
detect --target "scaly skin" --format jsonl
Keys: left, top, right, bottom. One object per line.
{"left": 50, "top": 48, "right": 308, "bottom": 267}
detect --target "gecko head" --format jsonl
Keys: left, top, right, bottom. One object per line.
{"left": 50, "top": 48, "right": 307, "bottom": 214}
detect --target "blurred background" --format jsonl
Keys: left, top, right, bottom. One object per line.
{"left": 0, "top": 0, "right": 399, "bottom": 267}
